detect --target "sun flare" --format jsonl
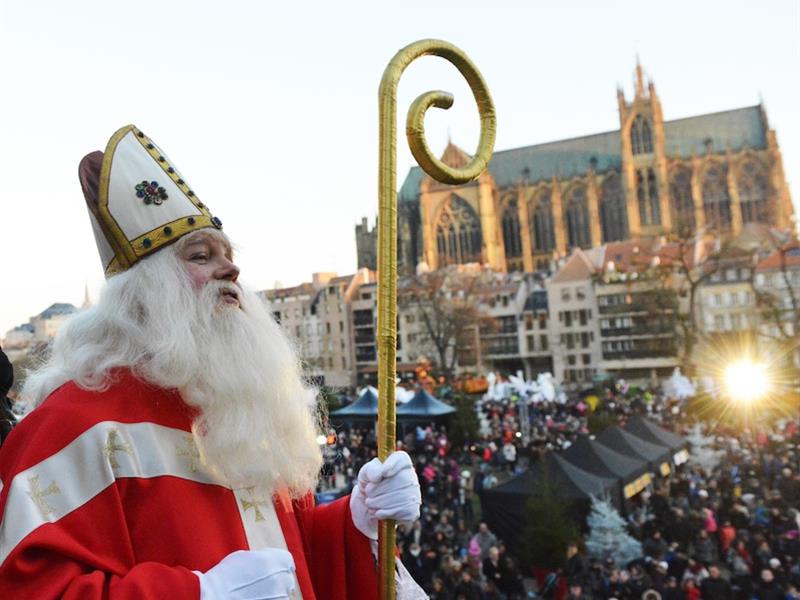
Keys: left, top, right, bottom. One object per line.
{"left": 723, "top": 360, "right": 771, "bottom": 403}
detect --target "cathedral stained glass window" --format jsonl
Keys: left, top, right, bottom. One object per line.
{"left": 600, "top": 173, "right": 628, "bottom": 242}
{"left": 636, "top": 168, "right": 661, "bottom": 226}
{"left": 530, "top": 189, "right": 556, "bottom": 253}
{"left": 669, "top": 166, "right": 695, "bottom": 234}
{"left": 702, "top": 164, "right": 732, "bottom": 232}
{"left": 738, "top": 159, "right": 770, "bottom": 223}
{"left": 631, "top": 114, "right": 653, "bottom": 155}
{"left": 435, "top": 195, "right": 482, "bottom": 266}
{"left": 564, "top": 185, "right": 591, "bottom": 249}
{"left": 501, "top": 199, "right": 522, "bottom": 258}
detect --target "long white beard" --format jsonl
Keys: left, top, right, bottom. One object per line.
{"left": 23, "top": 240, "right": 323, "bottom": 496}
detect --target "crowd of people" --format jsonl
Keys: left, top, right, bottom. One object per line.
{"left": 320, "top": 378, "right": 800, "bottom": 600}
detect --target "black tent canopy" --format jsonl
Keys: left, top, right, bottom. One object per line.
{"left": 625, "top": 417, "right": 684, "bottom": 450}
{"left": 596, "top": 426, "right": 673, "bottom": 476}
{"left": 625, "top": 416, "right": 688, "bottom": 465}
{"left": 563, "top": 436, "right": 652, "bottom": 501}
{"left": 480, "top": 452, "right": 619, "bottom": 555}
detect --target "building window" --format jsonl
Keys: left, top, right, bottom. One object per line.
{"left": 631, "top": 114, "right": 654, "bottom": 155}
{"left": 669, "top": 166, "right": 695, "bottom": 233}
{"left": 600, "top": 173, "right": 628, "bottom": 242}
{"left": 568, "top": 355, "right": 576, "bottom": 366}
{"left": 527, "top": 335, "right": 534, "bottom": 352}
{"left": 540, "top": 335, "right": 548, "bottom": 351}
{"left": 637, "top": 168, "right": 661, "bottom": 226}
{"left": 738, "top": 160, "right": 770, "bottom": 223}
{"left": 582, "top": 354, "right": 591, "bottom": 365}
{"left": 530, "top": 189, "right": 556, "bottom": 253}
{"left": 502, "top": 199, "right": 522, "bottom": 259}
{"left": 703, "top": 164, "right": 732, "bottom": 232}
{"left": 435, "top": 195, "right": 482, "bottom": 266}
{"left": 581, "top": 332, "right": 590, "bottom": 348}
{"left": 564, "top": 185, "right": 591, "bottom": 248}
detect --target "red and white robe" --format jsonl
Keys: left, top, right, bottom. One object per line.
{"left": 0, "top": 371, "right": 396, "bottom": 599}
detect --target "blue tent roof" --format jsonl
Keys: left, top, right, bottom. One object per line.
{"left": 330, "top": 388, "right": 378, "bottom": 419}
{"left": 396, "top": 389, "right": 456, "bottom": 419}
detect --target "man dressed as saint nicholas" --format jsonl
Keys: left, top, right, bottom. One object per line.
{"left": 0, "top": 125, "right": 426, "bottom": 599}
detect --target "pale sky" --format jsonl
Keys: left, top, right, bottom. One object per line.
{"left": 1, "top": 0, "right": 798, "bottom": 337}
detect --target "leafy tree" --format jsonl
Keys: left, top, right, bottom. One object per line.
{"left": 522, "top": 473, "right": 578, "bottom": 571}
{"left": 447, "top": 392, "right": 479, "bottom": 447}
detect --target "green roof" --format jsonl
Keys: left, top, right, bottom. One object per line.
{"left": 662, "top": 106, "right": 766, "bottom": 157}
{"left": 399, "top": 105, "right": 766, "bottom": 202}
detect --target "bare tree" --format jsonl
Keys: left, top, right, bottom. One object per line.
{"left": 399, "top": 267, "right": 495, "bottom": 378}
{"left": 750, "top": 234, "right": 800, "bottom": 366}
{"left": 651, "top": 233, "right": 726, "bottom": 373}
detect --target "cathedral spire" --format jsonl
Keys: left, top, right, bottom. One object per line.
{"left": 635, "top": 55, "right": 645, "bottom": 98}
{"left": 82, "top": 281, "right": 91, "bottom": 309}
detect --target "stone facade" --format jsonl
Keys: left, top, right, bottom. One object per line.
{"left": 376, "top": 63, "right": 794, "bottom": 277}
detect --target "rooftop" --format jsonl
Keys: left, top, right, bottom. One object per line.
{"left": 35, "top": 303, "right": 78, "bottom": 320}
{"left": 399, "top": 105, "right": 766, "bottom": 201}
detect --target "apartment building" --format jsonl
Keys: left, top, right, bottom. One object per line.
{"left": 546, "top": 249, "right": 603, "bottom": 387}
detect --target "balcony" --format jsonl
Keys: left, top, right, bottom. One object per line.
{"left": 602, "top": 349, "right": 676, "bottom": 360}
{"left": 598, "top": 295, "right": 678, "bottom": 315}
{"left": 600, "top": 325, "right": 675, "bottom": 338}
{"left": 354, "top": 333, "right": 375, "bottom": 345}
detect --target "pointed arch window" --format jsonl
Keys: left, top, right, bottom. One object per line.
{"left": 599, "top": 173, "right": 628, "bottom": 242}
{"left": 501, "top": 199, "right": 522, "bottom": 259}
{"left": 702, "top": 164, "right": 732, "bottom": 232}
{"left": 631, "top": 114, "right": 654, "bottom": 155}
{"left": 530, "top": 189, "right": 555, "bottom": 253}
{"left": 669, "top": 166, "right": 695, "bottom": 234}
{"left": 636, "top": 168, "right": 661, "bottom": 226}
{"left": 738, "top": 160, "right": 770, "bottom": 223}
{"left": 435, "top": 195, "right": 482, "bottom": 266}
{"left": 564, "top": 185, "right": 591, "bottom": 249}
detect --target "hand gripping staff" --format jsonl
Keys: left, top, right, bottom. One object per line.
{"left": 376, "top": 39, "right": 496, "bottom": 599}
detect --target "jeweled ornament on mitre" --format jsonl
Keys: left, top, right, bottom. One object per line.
{"left": 79, "top": 124, "right": 223, "bottom": 277}
{"left": 135, "top": 180, "right": 168, "bottom": 205}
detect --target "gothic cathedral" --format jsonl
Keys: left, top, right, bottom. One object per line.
{"left": 360, "top": 63, "right": 795, "bottom": 275}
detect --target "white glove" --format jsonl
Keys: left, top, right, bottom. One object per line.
{"left": 350, "top": 451, "right": 421, "bottom": 540}
{"left": 196, "top": 548, "right": 297, "bottom": 600}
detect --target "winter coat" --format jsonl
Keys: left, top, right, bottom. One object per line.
{"left": 700, "top": 576, "right": 733, "bottom": 600}
{"left": 754, "top": 581, "right": 785, "bottom": 600}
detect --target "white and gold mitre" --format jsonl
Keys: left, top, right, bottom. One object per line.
{"left": 79, "top": 124, "right": 223, "bottom": 277}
